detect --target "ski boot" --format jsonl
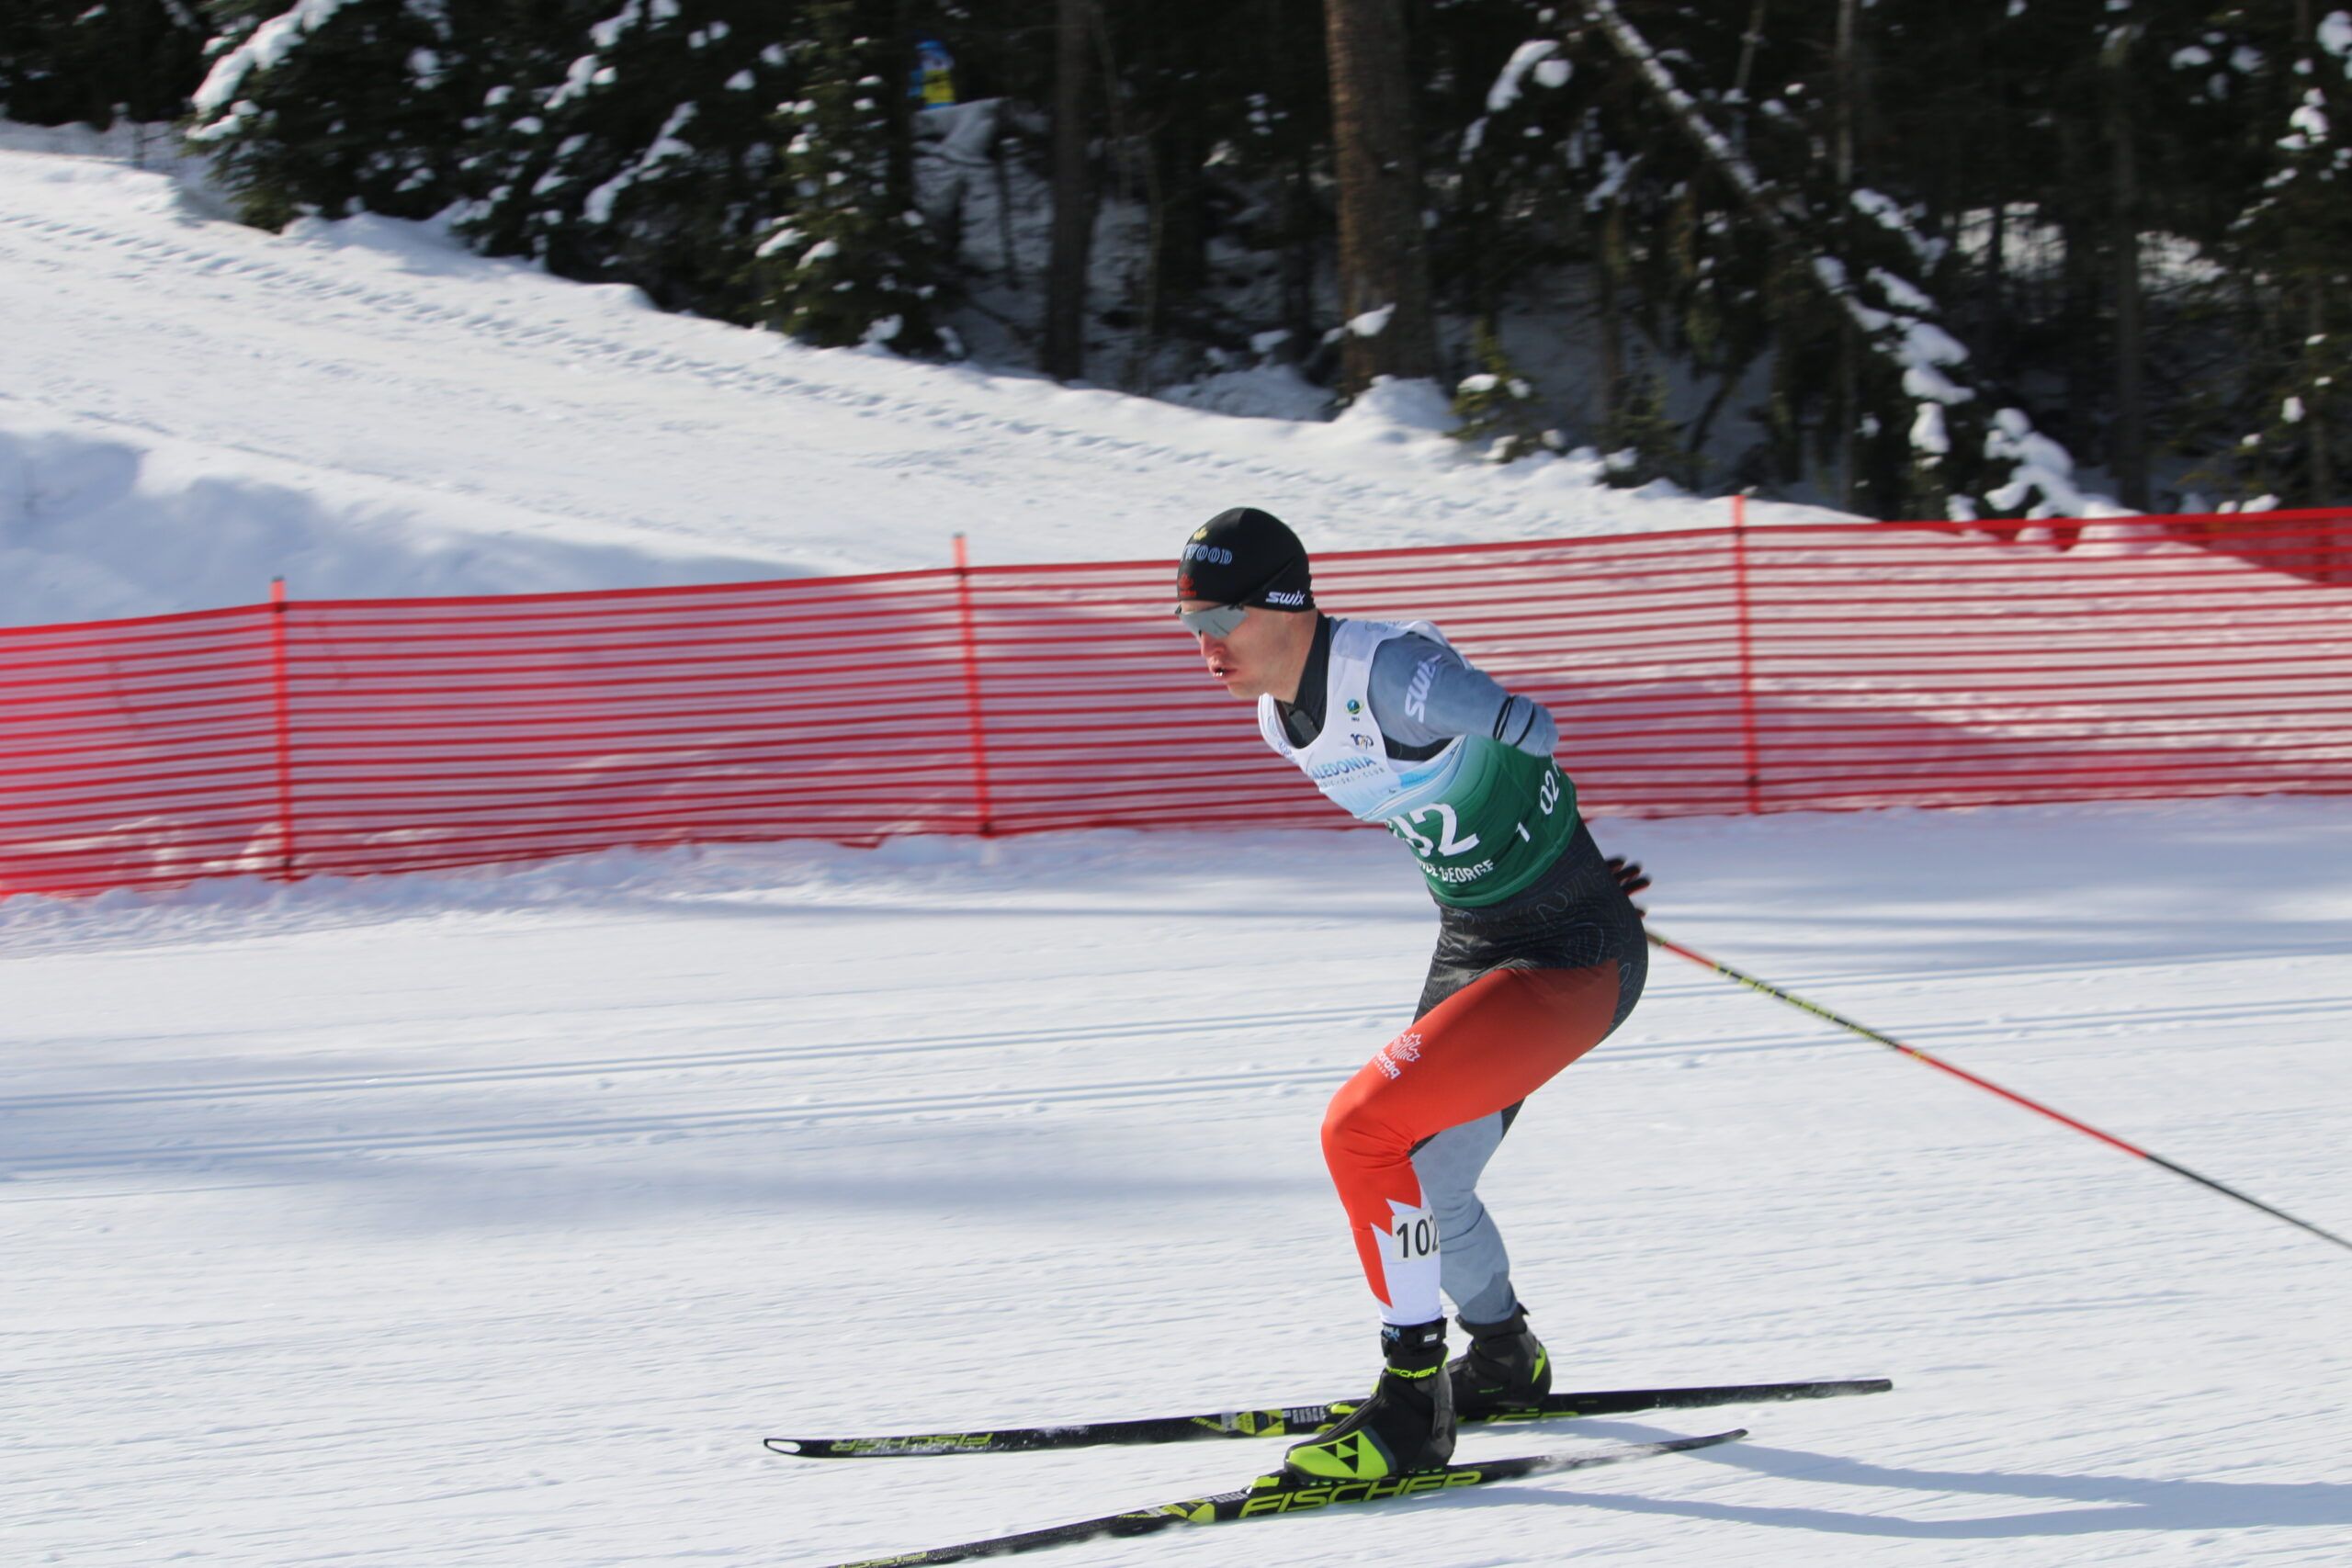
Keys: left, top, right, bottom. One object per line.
{"left": 1449, "top": 1303, "right": 1551, "bottom": 1416}
{"left": 1283, "top": 1318, "right": 1455, "bottom": 1481}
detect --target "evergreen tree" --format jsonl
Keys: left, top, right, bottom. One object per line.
{"left": 1159, "top": 0, "right": 1333, "bottom": 367}
{"left": 188, "top": 0, "right": 486, "bottom": 229}
{"left": 1093, "top": 0, "right": 1298, "bottom": 359}
{"left": 1914, "top": 0, "right": 2251, "bottom": 510}
{"left": 1451, "top": 2, "right": 1826, "bottom": 489}
{"left": 751, "top": 1, "right": 943, "bottom": 352}
{"left": 458, "top": 0, "right": 808, "bottom": 321}
{"left": 1504, "top": 0, "right": 2113, "bottom": 517}
{"left": 2200, "top": 2, "right": 2352, "bottom": 505}
{"left": 1, "top": 0, "right": 207, "bottom": 130}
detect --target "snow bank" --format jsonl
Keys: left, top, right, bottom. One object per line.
{"left": 0, "top": 413, "right": 804, "bottom": 627}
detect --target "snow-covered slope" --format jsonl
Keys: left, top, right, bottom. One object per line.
{"left": 0, "top": 130, "right": 1842, "bottom": 630}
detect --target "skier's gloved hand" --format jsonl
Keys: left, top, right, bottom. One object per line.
{"left": 1606, "top": 855, "right": 1650, "bottom": 917}
{"left": 1495, "top": 694, "right": 1557, "bottom": 758}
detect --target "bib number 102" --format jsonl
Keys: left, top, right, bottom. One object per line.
{"left": 1385, "top": 803, "right": 1480, "bottom": 859}
{"left": 1392, "top": 1213, "right": 1439, "bottom": 1260}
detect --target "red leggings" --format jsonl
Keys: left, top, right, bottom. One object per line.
{"left": 1320, "top": 962, "right": 1622, "bottom": 1325}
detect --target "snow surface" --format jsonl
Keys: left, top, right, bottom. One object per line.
{"left": 4, "top": 126, "right": 2351, "bottom": 1568}
{"left": 0, "top": 130, "right": 1844, "bottom": 631}
{"left": 6, "top": 801, "right": 2351, "bottom": 1566}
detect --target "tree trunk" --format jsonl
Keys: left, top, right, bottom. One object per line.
{"left": 1731, "top": 0, "right": 1768, "bottom": 150}
{"left": 1283, "top": 146, "right": 1317, "bottom": 355}
{"left": 1043, "top": 0, "right": 1095, "bottom": 382}
{"left": 1323, "top": 0, "right": 1440, "bottom": 395}
{"left": 2295, "top": 0, "right": 2335, "bottom": 504}
{"left": 884, "top": 0, "right": 920, "bottom": 217}
{"left": 2107, "top": 28, "right": 2149, "bottom": 509}
{"left": 1985, "top": 197, "right": 2007, "bottom": 362}
{"left": 2054, "top": 115, "right": 2100, "bottom": 451}
{"left": 1151, "top": 118, "right": 1208, "bottom": 323}
{"left": 2310, "top": 290, "right": 2337, "bottom": 503}
{"left": 1595, "top": 204, "right": 1624, "bottom": 437}
{"left": 1833, "top": 0, "right": 1859, "bottom": 510}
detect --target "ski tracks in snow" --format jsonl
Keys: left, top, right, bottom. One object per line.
{"left": 5, "top": 808, "right": 2350, "bottom": 1567}
{"left": 3, "top": 928, "right": 2341, "bottom": 1180}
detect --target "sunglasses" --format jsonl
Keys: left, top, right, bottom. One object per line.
{"left": 1175, "top": 602, "right": 1250, "bottom": 637}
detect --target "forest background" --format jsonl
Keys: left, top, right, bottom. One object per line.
{"left": 6, "top": 0, "right": 2349, "bottom": 520}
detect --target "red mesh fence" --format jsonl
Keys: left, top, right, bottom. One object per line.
{"left": 4, "top": 512, "right": 2349, "bottom": 897}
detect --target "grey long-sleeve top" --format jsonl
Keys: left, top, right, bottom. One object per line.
{"left": 1272, "top": 615, "right": 1557, "bottom": 761}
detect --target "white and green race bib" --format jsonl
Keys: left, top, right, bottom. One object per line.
{"left": 1258, "top": 620, "right": 1577, "bottom": 908}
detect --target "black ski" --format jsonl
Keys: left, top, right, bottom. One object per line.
{"left": 767, "top": 1376, "right": 1886, "bottom": 1458}
{"left": 811, "top": 1427, "right": 1745, "bottom": 1568}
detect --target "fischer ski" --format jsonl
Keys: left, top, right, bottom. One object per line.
{"left": 809, "top": 1427, "right": 1746, "bottom": 1568}
{"left": 766, "top": 1375, "right": 1886, "bottom": 1458}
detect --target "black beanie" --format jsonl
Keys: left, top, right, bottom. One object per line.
{"left": 1176, "top": 507, "right": 1315, "bottom": 610}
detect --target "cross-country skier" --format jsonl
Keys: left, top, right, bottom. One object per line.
{"left": 1175, "top": 506, "right": 1651, "bottom": 1483}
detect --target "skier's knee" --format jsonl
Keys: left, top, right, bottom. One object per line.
{"left": 1321, "top": 1078, "right": 1408, "bottom": 1179}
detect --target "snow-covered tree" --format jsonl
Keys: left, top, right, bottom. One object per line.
{"left": 1445, "top": 6, "right": 1795, "bottom": 490}
{"left": 455, "top": 0, "right": 807, "bottom": 320}
{"left": 1445, "top": 0, "right": 2118, "bottom": 516}
{"left": 188, "top": 0, "right": 487, "bottom": 229}
{"left": 751, "top": 1, "right": 942, "bottom": 353}
{"left": 2200, "top": 5, "right": 2352, "bottom": 505}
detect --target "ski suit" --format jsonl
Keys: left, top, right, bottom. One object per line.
{"left": 1261, "top": 615, "right": 1646, "bottom": 1326}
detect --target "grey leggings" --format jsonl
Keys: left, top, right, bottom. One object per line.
{"left": 1407, "top": 822, "right": 1647, "bottom": 1325}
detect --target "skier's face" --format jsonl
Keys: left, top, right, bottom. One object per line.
{"left": 1180, "top": 601, "right": 1310, "bottom": 703}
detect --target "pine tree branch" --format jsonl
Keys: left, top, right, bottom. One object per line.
{"left": 1570, "top": 0, "right": 2096, "bottom": 517}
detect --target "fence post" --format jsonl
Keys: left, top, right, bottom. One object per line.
{"left": 267, "top": 577, "right": 300, "bottom": 880}
{"left": 1730, "top": 494, "right": 1763, "bottom": 815}
{"left": 951, "top": 535, "right": 997, "bottom": 836}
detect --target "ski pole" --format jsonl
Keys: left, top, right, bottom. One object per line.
{"left": 1645, "top": 929, "right": 2352, "bottom": 1255}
